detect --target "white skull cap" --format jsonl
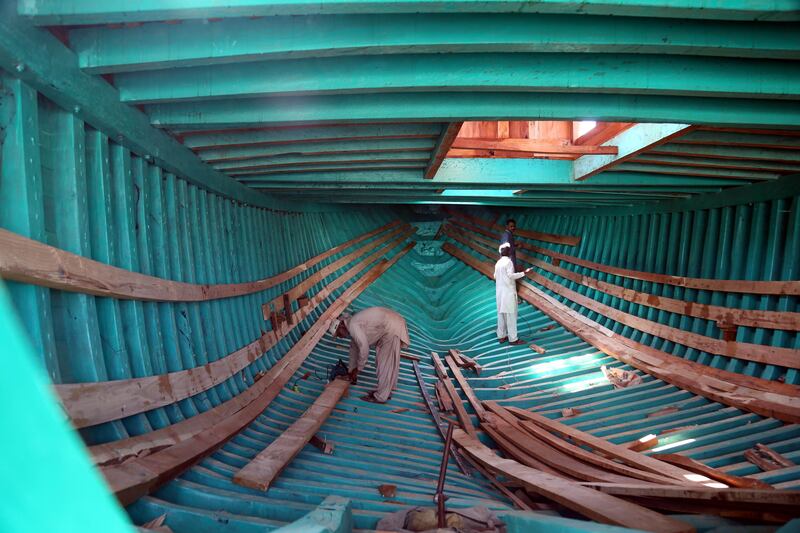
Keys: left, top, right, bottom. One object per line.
{"left": 498, "top": 242, "right": 511, "bottom": 253}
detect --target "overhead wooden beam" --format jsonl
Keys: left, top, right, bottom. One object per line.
{"left": 573, "top": 123, "right": 695, "bottom": 181}
{"left": 145, "top": 93, "right": 800, "bottom": 129}
{"left": 451, "top": 138, "right": 618, "bottom": 155}
{"left": 0, "top": 3, "right": 290, "bottom": 210}
{"left": 425, "top": 122, "right": 462, "bottom": 179}
{"left": 22, "top": 2, "right": 800, "bottom": 26}
{"left": 184, "top": 124, "right": 441, "bottom": 150}
{"left": 115, "top": 53, "right": 800, "bottom": 103}
{"left": 65, "top": 14, "right": 800, "bottom": 76}
{"left": 201, "top": 139, "right": 437, "bottom": 163}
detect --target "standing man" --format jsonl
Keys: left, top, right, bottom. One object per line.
{"left": 500, "top": 218, "right": 519, "bottom": 271}
{"left": 329, "top": 307, "right": 410, "bottom": 404}
{"left": 495, "top": 243, "right": 531, "bottom": 345}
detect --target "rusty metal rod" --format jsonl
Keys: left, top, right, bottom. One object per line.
{"left": 435, "top": 421, "right": 455, "bottom": 528}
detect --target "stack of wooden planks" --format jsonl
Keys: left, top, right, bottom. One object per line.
{"left": 427, "top": 347, "right": 800, "bottom": 529}
{"left": 457, "top": 401, "right": 800, "bottom": 529}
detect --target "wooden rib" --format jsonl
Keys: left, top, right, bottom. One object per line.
{"left": 452, "top": 429, "right": 693, "bottom": 533}
{"left": 484, "top": 403, "right": 684, "bottom": 485}
{"left": 56, "top": 235, "right": 409, "bottom": 429}
{"left": 89, "top": 248, "right": 410, "bottom": 467}
{"left": 431, "top": 352, "right": 476, "bottom": 437}
{"left": 444, "top": 243, "right": 800, "bottom": 422}
{"left": 578, "top": 483, "right": 800, "bottom": 513}
{"left": 425, "top": 121, "right": 463, "bottom": 179}
{"left": 449, "top": 214, "right": 799, "bottom": 295}
{"left": 444, "top": 354, "right": 486, "bottom": 421}
{"left": 446, "top": 223, "right": 799, "bottom": 331}
{"left": 100, "top": 253, "right": 407, "bottom": 506}
{"left": 450, "top": 231, "right": 800, "bottom": 368}
{"left": 451, "top": 138, "right": 619, "bottom": 155}
{"left": 233, "top": 379, "right": 349, "bottom": 491}
{"left": 446, "top": 208, "right": 580, "bottom": 247}
{"left": 651, "top": 454, "right": 773, "bottom": 490}
{"left": 0, "top": 220, "right": 402, "bottom": 301}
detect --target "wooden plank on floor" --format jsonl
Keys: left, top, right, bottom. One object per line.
{"left": 652, "top": 453, "right": 773, "bottom": 489}
{"left": 431, "top": 352, "right": 476, "bottom": 437}
{"left": 233, "top": 379, "right": 349, "bottom": 491}
{"left": 497, "top": 404, "right": 698, "bottom": 484}
{"left": 453, "top": 429, "right": 693, "bottom": 533}
{"left": 445, "top": 354, "right": 486, "bottom": 421}
{"left": 484, "top": 403, "right": 681, "bottom": 485}
{"left": 578, "top": 483, "right": 800, "bottom": 515}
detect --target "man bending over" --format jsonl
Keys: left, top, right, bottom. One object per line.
{"left": 329, "top": 307, "right": 410, "bottom": 404}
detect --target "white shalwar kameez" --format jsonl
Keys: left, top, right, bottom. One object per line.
{"left": 494, "top": 255, "right": 526, "bottom": 342}
{"left": 345, "top": 307, "right": 410, "bottom": 403}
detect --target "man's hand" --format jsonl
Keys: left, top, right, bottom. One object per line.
{"left": 525, "top": 267, "right": 532, "bottom": 273}
{"left": 349, "top": 369, "right": 359, "bottom": 385}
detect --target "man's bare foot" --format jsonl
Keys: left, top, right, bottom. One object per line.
{"left": 360, "top": 392, "right": 386, "bottom": 404}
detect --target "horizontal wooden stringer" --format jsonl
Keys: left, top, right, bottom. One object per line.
{"left": 448, "top": 213, "right": 800, "bottom": 295}
{"left": 98, "top": 250, "right": 408, "bottom": 506}
{"left": 443, "top": 243, "right": 800, "bottom": 423}
{"left": 55, "top": 233, "right": 411, "bottom": 430}
{"left": 445, "top": 223, "right": 800, "bottom": 331}
{"left": 443, "top": 207, "right": 581, "bottom": 247}
{"left": 262, "top": 224, "right": 413, "bottom": 319}
{"left": 446, "top": 228, "right": 800, "bottom": 367}
{"left": 0, "top": 220, "right": 403, "bottom": 301}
